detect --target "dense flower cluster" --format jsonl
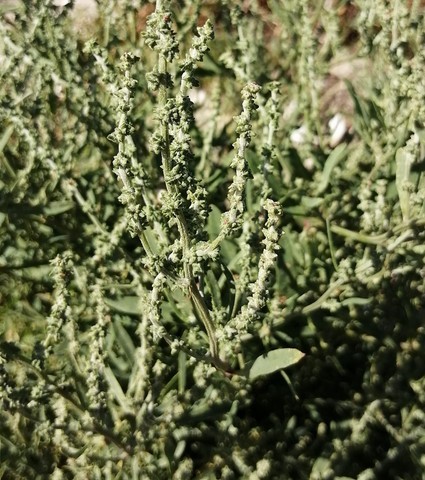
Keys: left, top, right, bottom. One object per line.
{"left": 1, "top": 1, "right": 425, "bottom": 478}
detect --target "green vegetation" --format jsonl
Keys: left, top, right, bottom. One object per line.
{"left": 1, "top": 1, "right": 424, "bottom": 478}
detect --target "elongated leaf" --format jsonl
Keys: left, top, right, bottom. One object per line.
{"left": 396, "top": 146, "right": 414, "bottom": 222}
{"left": 340, "top": 297, "right": 372, "bottom": 307}
{"left": 316, "top": 143, "right": 347, "bottom": 194}
{"left": 20, "top": 265, "right": 51, "bottom": 281}
{"left": 249, "top": 348, "right": 304, "bottom": 380}
{"left": 205, "top": 269, "right": 222, "bottom": 310}
{"left": 246, "top": 149, "right": 261, "bottom": 174}
{"left": 0, "top": 125, "right": 14, "bottom": 153}
{"left": 113, "top": 319, "right": 135, "bottom": 362}
{"left": 207, "top": 204, "right": 221, "bottom": 239}
{"left": 104, "top": 366, "right": 132, "bottom": 412}
{"left": 301, "top": 196, "right": 323, "bottom": 208}
{"left": 104, "top": 296, "right": 140, "bottom": 315}
{"left": 43, "top": 201, "right": 74, "bottom": 216}
{"left": 178, "top": 351, "right": 187, "bottom": 394}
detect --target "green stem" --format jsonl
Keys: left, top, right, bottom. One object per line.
{"left": 10, "top": 353, "right": 133, "bottom": 454}
{"left": 330, "top": 225, "right": 387, "bottom": 245}
{"left": 302, "top": 278, "right": 345, "bottom": 315}
{"left": 157, "top": 52, "right": 218, "bottom": 361}
{"left": 0, "top": 125, "right": 16, "bottom": 178}
{"left": 331, "top": 216, "right": 425, "bottom": 247}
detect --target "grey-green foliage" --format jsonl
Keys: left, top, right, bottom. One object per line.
{"left": 1, "top": 1, "right": 425, "bottom": 479}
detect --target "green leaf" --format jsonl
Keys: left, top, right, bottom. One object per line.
{"left": 178, "top": 351, "right": 187, "bottom": 394}
{"left": 20, "top": 265, "right": 51, "bottom": 281}
{"left": 300, "top": 196, "right": 323, "bottom": 208}
{"left": 163, "top": 288, "right": 192, "bottom": 323}
{"left": 220, "top": 239, "right": 238, "bottom": 265}
{"left": 249, "top": 348, "right": 304, "bottom": 380}
{"left": 104, "top": 366, "right": 132, "bottom": 412}
{"left": 113, "top": 319, "right": 136, "bottom": 362}
{"left": 104, "top": 296, "right": 140, "bottom": 315}
{"left": 43, "top": 201, "right": 74, "bottom": 216}
{"left": 220, "top": 262, "right": 237, "bottom": 320}
{"left": 205, "top": 269, "right": 222, "bottom": 309}
{"left": 316, "top": 143, "right": 347, "bottom": 194}
{"left": 396, "top": 145, "right": 414, "bottom": 222}
{"left": 340, "top": 297, "right": 373, "bottom": 307}
{"left": 207, "top": 204, "right": 222, "bottom": 239}
{"left": 246, "top": 149, "right": 261, "bottom": 174}
{"left": 0, "top": 125, "right": 14, "bottom": 153}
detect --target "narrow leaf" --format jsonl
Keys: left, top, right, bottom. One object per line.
{"left": 113, "top": 319, "right": 136, "bottom": 362}
{"left": 43, "top": 201, "right": 74, "bottom": 216}
{"left": 396, "top": 146, "right": 414, "bottom": 222}
{"left": 316, "top": 143, "right": 347, "bottom": 194}
{"left": 104, "top": 366, "right": 132, "bottom": 412}
{"left": 104, "top": 296, "right": 140, "bottom": 315}
{"left": 205, "top": 269, "right": 222, "bottom": 310}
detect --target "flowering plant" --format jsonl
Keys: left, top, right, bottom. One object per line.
{"left": 1, "top": 1, "right": 424, "bottom": 478}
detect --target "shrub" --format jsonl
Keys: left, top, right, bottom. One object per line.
{"left": 1, "top": 1, "right": 424, "bottom": 479}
